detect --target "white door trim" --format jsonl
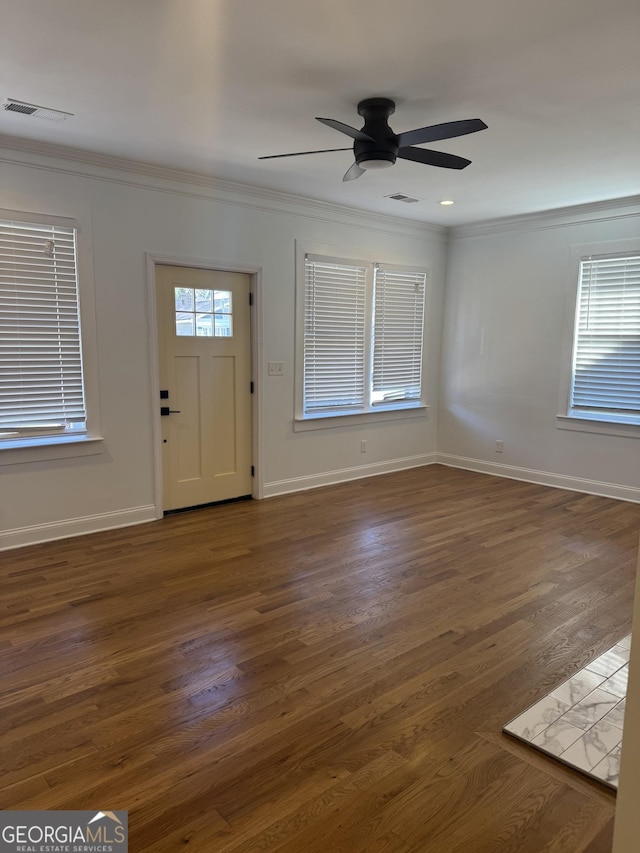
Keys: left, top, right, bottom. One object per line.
{"left": 145, "top": 253, "right": 263, "bottom": 517}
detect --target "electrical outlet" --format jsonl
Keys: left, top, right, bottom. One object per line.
{"left": 495, "top": 440, "right": 504, "bottom": 453}
{"left": 267, "top": 361, "right": 284, "bottom": 376}
{"left": 360, "top": 440, "right": 367, "bottom": 453}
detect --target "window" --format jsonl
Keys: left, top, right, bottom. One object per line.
{"left": 567, "top": 252, "right": 640, "bottom": 426}
{"left": 372, "top": 266, "right": 426, "bottom": 405}
{"left": 174, "top": 287, "right": 233, "bottom": 337}
{"left": 300, "top": 253, "right": 427, "bottom": 420}
{"left": 0, "top": 215, "right": 88, "bottom": 445}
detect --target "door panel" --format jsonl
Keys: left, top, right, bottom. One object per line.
{"left": 174, "top": 355, "right": 202, "bottom": 482}
{"left": 211, "top": 356, "right": 237, "bottom": 474}
{"left": 156, "top": 265, "right": 252, "bottom": 510}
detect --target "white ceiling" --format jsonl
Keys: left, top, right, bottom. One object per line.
{"left": 2, "top": 0, "right": 640, "bottom": 226}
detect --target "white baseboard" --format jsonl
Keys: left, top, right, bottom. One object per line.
{"left": 0, "top": 505, "right": 158, "bottom": 551}
{"left": 5, "top": 454, "right": 634, "bottom": 550}
{"left": 437, "top": 453, "right": 640, "bottom": 503}
{"left": 263, "top": 453, "right": 437, "bottom": 498}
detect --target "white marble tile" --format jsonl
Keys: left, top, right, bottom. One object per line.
{"left": 550, "top": 669, "right": 605, "bottom": 707}
{"left": 586, "top": 646, "right": 631, "bottom": 677}
{"left": 561, "top": 720, "right": 623, "bottom": 773}
{"left": 603, "top": 700, "right": 626, "bottom": 730}
{"left": 560, "top": 688, "right": 620, "bottom": 731}
{"left": 532, "top": 719, "right": 584, "bottom": 756}
{"left": 503, "top": 634, "right": 631, "bottom": 789}
{"left": 591, "top": 744, "right": 622, "bottom": 788}
{"left": 601, "top": 664, "right": 629, "bottom": 698}
{"left": 504, "top": 695, "right": 570, "bottom": 741}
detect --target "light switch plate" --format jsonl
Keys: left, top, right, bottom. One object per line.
{"left": 268, "top": 361, "right": 284, "bottom": 376}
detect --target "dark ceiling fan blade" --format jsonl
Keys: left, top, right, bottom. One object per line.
{"left": 397, "top": 146, "right": 471, "bottom": 170}
{"left": 397, "top": 118, "right": 487, "bottom": 148}
{"left": 343, "top": 162, "right": 365, "bottom": 182}
{"left": 316, "top": 117, "right": 374, "bottom": 142}
{"left": 259, "top": 147, "right": 352, "bottom": 160}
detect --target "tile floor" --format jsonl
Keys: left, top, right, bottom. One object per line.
{"left": 503, "top": 634, "right": 631, "bottom": 790}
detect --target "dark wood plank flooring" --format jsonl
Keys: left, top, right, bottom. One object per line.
{"left": 1, "top": 466, "right": 639, "bottom": 851}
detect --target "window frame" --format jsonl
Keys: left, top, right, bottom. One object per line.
{"left": 0, "top": 207, "right": 103, "bottom": 465}
{"left": 557, "top": 239, "right": 640, "bottom": 438}
{"left": 294, "top": 242, "right": 429, "bottom": 431}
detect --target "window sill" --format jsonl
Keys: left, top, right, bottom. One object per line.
{"left": 0, "top": 434, "right": 105, "bottom": 466}
{"left": 294, "top": 404, "right": 428, "bottom": 432}
{"left": 556, "top": 413, "right": 639, "bottom": 439}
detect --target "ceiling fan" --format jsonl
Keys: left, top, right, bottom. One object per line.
{"left": 259, "top": 98, "right": 487, "bottom": 182}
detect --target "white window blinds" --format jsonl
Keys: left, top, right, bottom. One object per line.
{"left": 0, "top": 217, "right": 86, "bottom": 434}
{"left": 304, "top": 256, "right": 367, "bottom": 414}
{"left": 302, "top": 254, "right": 427, "bottom": 418}
{"left": 372, "top": 266, "right": 426, "bottom": 404}
{"left": 570, "top": 254, "right": 640, "bottom": 417}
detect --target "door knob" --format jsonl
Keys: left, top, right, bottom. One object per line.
{"left": 160, "top": 407, "right": 181, "bottom": 416}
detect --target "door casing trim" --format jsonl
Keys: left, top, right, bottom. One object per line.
{"left": 145, "top": 253, "right": 263, "bottom": 517}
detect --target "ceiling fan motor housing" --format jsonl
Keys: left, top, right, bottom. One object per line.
{"left": 355, "top": 98, "right": 399, "bottom": 167}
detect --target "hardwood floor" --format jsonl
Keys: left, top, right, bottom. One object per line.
{"left": 1, "top": 466, "right": 639, "bottom": 852}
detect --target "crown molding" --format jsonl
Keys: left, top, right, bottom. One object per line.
{"left": 0, "top": 134, "right": 446, "bottom": 243}
{"left": 450, "top": 194, "right": 640, "bottom": 239}
{"left": 2, "top": 135, "right": 637, "bottom": 243}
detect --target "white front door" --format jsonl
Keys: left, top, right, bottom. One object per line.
{"left": 156, "top": 264, "right": 252, "bottom": 511}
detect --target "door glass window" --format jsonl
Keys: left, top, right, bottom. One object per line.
{"left": 214, "top": 290, "right": 233, "bottom": 337}
{"left": 174, "top": 287, "right": 233, "bottom": 337}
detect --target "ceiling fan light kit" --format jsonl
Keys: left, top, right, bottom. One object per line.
{"left": 360, "top": 158, "right": 394, "bottom": 170}
{"left": 259, "top": 97, "right": 487, "bottom": 182}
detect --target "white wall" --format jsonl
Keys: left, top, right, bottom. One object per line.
{"left": 439, "top": 202, "right": 640, "bottom": 500}
{"left": 2, "top": 143, "right": 638, "bottom": 550}
{"left": 0, "top": 146, "right": 445, "bottom": 549}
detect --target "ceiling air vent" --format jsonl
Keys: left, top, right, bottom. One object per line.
{"left": 386, "top": 193, "right": 420, "bottom": 204}
{"left": 3, "top": 99, "right": 73, "bottom": 122}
